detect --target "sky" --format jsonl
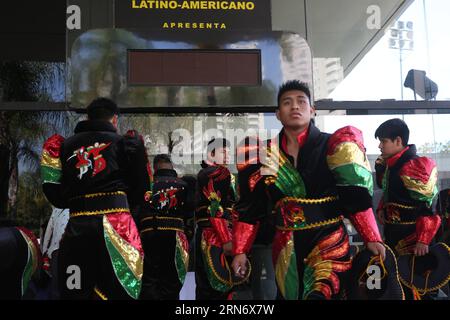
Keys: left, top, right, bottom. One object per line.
{"left": 325, "top": 0, "right": 450, "bottom": 155}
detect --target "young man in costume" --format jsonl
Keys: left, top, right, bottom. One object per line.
{"left": 139, "top": 154, "right": 194, "bottom": 300}
{"left": 374, "top": 118, "right": 440, "bottom": 257}
{"left": 374, "top": 119, "right": 441, "bottom": 298}
{"left": 195, "top": 138, "right": 240, "bottom": 300}
{"left": 231, "top": 80, "right": 385, "bottom": 300}
{"left": 40, "top": 98, "right": 152, "bottom": 299}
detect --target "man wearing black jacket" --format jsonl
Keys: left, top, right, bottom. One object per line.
{"left": 139, "top": 154, "right": 195, "bottom": 300}
{"left": 40, "top": 98, "right": 151, "bottom": 300}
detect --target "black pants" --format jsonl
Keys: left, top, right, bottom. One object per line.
{"left": 140, "top": 230, "right": 183, "bottom": 300}
{"left": 384, "top": 223, "right": 416, "bottom": 251}
{"left": 57, "top": 216, "right": 132, "bottom": 300}
{"left": 0, "top": 227, "right": 28, "bottom": 299}
{"left": 49, "top": 250, "right": 60, "bottom": 299}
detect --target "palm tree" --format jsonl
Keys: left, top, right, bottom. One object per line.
{"left": 0, "top": 61, "right": 70, "bottom": 219}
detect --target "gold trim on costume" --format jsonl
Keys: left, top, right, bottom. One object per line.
{"left": 94, "top": 287, "right": 108, "bottom": 300}
{"left": 71, "top": 191, "right": 127, "bottom": 200}
{"left": 276, "top": 216, "right": 343, "bottom": 231}
{"left": 201, "top": 237, "right": 233, "bottom": 287}
{"left": 275, "top": 196, "right": 338, "bottom": 207}
{"left": 385, "top": 221, "right": 416, "bottom": 225}
{"left": 70, "top": 208, "right": 130, "bottom": 217}
{"left": 140, "top": 226, "right": 184, "bottom": 233}
{"left": 141, "top": 216, "right": 183, "bottom": 222}
{"left": 386, "top": 202, "right": 416, "bottom": 210}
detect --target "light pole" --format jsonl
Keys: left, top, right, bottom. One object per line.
{"left": 388, "top": 20, "right": 414, "bottom": 100}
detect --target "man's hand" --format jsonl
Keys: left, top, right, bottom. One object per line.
{"left": 414, "top": 242, "right": 429, "bottom": 256}
{"left": 366, "top": 242, "right": 386, "bottom": 260}
{"left": 223, "top": 241, "right": 233, "bottom": 256}
{"left": 231, "top": 253, "right": 247, "bottom": 278}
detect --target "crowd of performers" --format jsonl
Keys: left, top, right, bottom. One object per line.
{"left": 1, "top": 80, "right": 449, "bottom": 300}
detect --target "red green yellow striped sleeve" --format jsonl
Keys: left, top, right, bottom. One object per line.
{"left": 41, "top": 134, "right": 64, "bottom": 184}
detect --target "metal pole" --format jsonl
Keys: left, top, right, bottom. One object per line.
{"left": 399, "top": 47, "right": 404, "bottom": 100}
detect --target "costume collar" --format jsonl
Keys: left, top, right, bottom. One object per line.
{"left": 386, "top": 145, "right": 416, "bottom": 168}
{"left": 74, "top": 120, "right": 117, "bottom": 134}
{"left": 281, "top": 126, "right": 309, "bottom": 153}
{"left": 154, "top": 168, "right": 178, "bottom": 178}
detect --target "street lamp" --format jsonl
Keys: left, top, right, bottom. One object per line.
{"left": 388, "top": 20, "right": 414, "bottom": 99}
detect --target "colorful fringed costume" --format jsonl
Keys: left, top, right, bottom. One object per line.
{"left": 374, "top": 145, "right": 441, "bottom": 298}
{"left": 234, "top": 124, "right": 382, "bottom": 300}
{"left": 375, "top": 145, "right": 440, "bottom": 254}
{"left": 41, "top": 121, "right": 152, "bottom": 299}
{"left": 195, "top": 163, "right": 239, "bottom": 300}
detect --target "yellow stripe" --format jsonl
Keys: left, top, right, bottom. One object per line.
{"left": 400, "top": 167, "right": 438, "bottom": 198}
{"left": 70, "top": 191, "right": 127, "bottom": 200}
{"left": 70, "top": 208, "right": 130, "bottom": 217}
{"left": 103, "top": 216, "right": 143, "bottom": 281}
{"left": 275, "top": 237, "right": 294, "bottom": 298}
{"left": 141, "top": 216, "right": 183, "bottom": 222}
{"left": 276, "top": 196, "right": 338, "bottom": 207}
{"left": 41, "top": 150, "right": 61, "bottom": 169}
{"left": 385, "top": 221, "right": 416, "bottom": 225}
{"left": 276, "top": 216, "right": 343, "bottom": 231}
{"left": 327, "top": 142, "right": 371, "bottom": 171}
{"left": 140, "top": 227, "right": 183, "bottom": 233}
{"left": 94, "top": 287, "right": 108, "bottom": 300}
{"left": 386, "top": 202, "right": 416, "bottom": 210}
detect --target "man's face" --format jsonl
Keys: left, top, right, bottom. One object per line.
{"left": 276, "top": 90, "right": 314, "bottom": 130}
{"left": 378, "top": 137, "right": 404, "bottom": 159}
{"left": 209, "top": 147, "right": 230, "bottom": 165}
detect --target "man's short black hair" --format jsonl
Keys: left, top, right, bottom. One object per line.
{"left": 153, "top": 154, "right": 172, "bottom": 170}
{"left": 86, "top": 97, "right": 120, "bottom": 120}
{"left": 375, "top": 118, "right": 410, "bottom": 146}
{"left": 277, "top": 80, "right": 311, "bottom": 107}
{"left": 207, "top": 138, "right": 230, "bottom": 156}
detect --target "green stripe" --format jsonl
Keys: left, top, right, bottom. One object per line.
{"left": 104, "top": 232, "right": 141, "bottom": 299}
{"left": 302, "top": 265, "right": 315, "bottom": 300}
{"left": 21, "top": 247, "right": 33, "bottom": 296}
{"left": 276, "top": 162, "right": 306, "bottom": 198}
{"left": 41, "top": 166, "right": 61, "bottom": 184}
{"left": 175, "top": 241, "right": 187, "bottom": 284}
{"left": 408, "top": 187, "right": 438, "bottom": 207}
{"left": 284, "top": 250, "right": 299, "bottom": 300}
{"left": 331, "top": 163, "right": 373, "bottom": 196}
{"left": 382, "top": 167, "right": 389, "bottom": 202}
